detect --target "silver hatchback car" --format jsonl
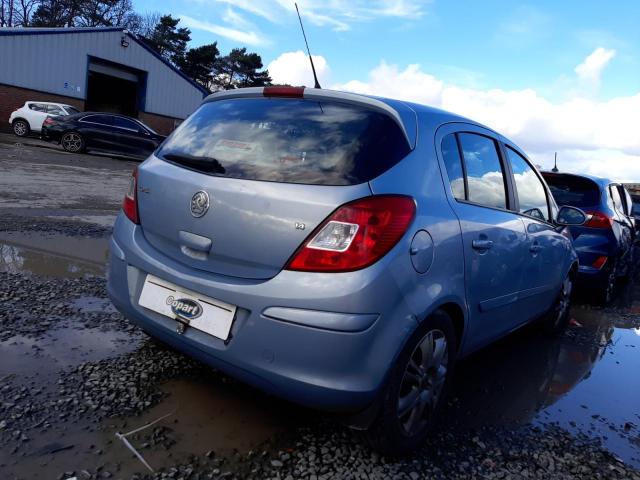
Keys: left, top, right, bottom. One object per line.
{"left": 108, "top": 86, "right": 585, "bottom": 453}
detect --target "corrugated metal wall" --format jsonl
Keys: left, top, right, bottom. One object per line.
{"left": 0, "top": 30, "right": 204, "bottom": 119}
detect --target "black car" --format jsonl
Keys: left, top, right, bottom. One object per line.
{"left": 41, "top": 112, "right": 166, "bottom": 159}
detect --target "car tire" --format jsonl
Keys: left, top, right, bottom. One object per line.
{"left": 61, "top": 131, "right": 85, "bottom": 153}
{"left": 364, "top": 310, "right": 457, "bottom": 456}
{"left": 595, "top": 263, "right": 617, "bottom": 305}
{"left": 540, "top": 273, "right": 573, "bottom": 336}
{"left": 12, "top": 119, "right": 30, "bottom": 137}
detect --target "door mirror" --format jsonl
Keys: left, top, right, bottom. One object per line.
{"left": 556, "top": 206, "right": 587, "bottom": 226}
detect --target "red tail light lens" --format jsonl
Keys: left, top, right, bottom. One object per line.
{"left": 43, "top": 117, "right": 55, "bottom": 126}
{"left": 286, "top": 195, "right": 416, "bottom": 272}
{"left": 122, "top": 168, "right": 139, "bottom": 224}
{"left": 585, "top": 211, "right": 613, "bottom": 229}
{"left": 592, "top": 255, "right": 608, "bottom": 270}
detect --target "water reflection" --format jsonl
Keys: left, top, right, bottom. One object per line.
{"left": 0, "top": 232, "right": 108, "bottom": 278}
{"left": 446, "top": 278, "right": 640, "bottom": 466}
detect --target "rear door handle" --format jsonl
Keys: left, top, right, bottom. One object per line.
{"left": 472, "top": 239, "right": 494, "bottom": 251}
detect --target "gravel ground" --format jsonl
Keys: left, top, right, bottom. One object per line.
{"left": 1, "top": 214, "right": 639, "bottom": 479}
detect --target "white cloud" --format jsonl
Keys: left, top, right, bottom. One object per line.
{"left": 179, "top": 14, "right": 267, "bottom": 47}
{"left": 574, "top": 47, "right": 616, "bottom": 89}
{"left": 331, "top": 49, "right": 640, "bottom": 182}
{"left": 267, "top": 50, "right": 330, "bottom": 87}
{"left": 215, "top": 0, "right": 430, "bottom": 31}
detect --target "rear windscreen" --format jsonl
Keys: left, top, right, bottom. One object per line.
{"left": 156, "top": 98, "right": 411, "bottom": 186}
{"left": 544, "top": 175, "right": 600, "bottom": 207}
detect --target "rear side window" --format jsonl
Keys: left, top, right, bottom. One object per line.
{"left": 81, "top": 114, "right": 113, "bottom": 126}
{"left": 64, "top": 106, "right": 80, "bottom": 115}
{"left": 505, "top": 147, "right": 550, "bottom": 221}
{"left": 29, "top": 103, "right": 47, "bottom": 112}
{"left": 47, "top": 105, "right": 65, "bottom": 115}
{"left": 441, "top": 134, "right": 465, "bottom": 200}
{"left": 544, "top": 175, "right": 600, "bottom": 208}
{"left": 457, "top": 133, "right": 507, "bottom": 209}
{"left": 157, "top": 98, "right": 411, "bottom": 186}
{"left": 610, "top": 186, "right": 624, "bottom": 214}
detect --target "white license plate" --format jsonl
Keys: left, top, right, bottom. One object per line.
{"left": 138, "top": 274, "right": 237, "bottom": 341}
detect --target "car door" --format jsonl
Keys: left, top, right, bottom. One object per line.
{"left": 437, "top": 125, "right": 529, "bottom": 352}
{"left": 78, "top": 114, "right": 119, "bottom": 151}
{"left": 609, "top": 184, "right": 634, "bottom": 269}
{"left": 26, "top": 103, "right": 49, "bottom": 131}
{"left": 112, "top": 117, "right": 158, "bottom": 157}
{"left": 503, "top": 145, "right": 566, "bottom": 318}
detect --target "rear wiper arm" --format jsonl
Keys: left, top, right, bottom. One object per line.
{"left": 162, "top": 153, "right": 226, "bottom": 174}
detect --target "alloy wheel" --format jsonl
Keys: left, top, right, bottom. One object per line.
{"left": 553, "top": 276, "right": 572, "bottom": 328}
{"left": 62, "top": 133, "right": 82, "bottom": 152}
{"left": 13, "top": 121, "right": 27, "bottom": 136}
{"left": 397, "top": 329, "right": 448, "bottom": 435}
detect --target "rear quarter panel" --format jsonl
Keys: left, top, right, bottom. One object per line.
{"left": 368, "top": 113, "right": 467, "bottom": 353}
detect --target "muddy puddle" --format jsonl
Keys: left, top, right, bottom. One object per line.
{"left": 1, "top": 372, "right": 304, "bottom": 478}
{"left": 447, "top": 280, "right": 640, "bottom": 467}
{"left": 0, "top": 326, "right": 137, "bottom": 377}
{"left": 0, "top": 231, "right": 108, "bottom": 277}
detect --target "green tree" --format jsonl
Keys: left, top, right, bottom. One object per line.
{"left": 177, "top": 42, "right": 219, "bottom": 90}
{"left": 145, "top": 14, "right": 191, "bottom": 65}
{"left": 213, "top": 47, "right": 271, "bottom": 90}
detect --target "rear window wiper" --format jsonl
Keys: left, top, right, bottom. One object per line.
{"left": 161, "top": 152, "right": 226, "bottom": 174}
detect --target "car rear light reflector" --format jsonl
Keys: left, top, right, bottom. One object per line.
{"left": 286, "top": 195, "right": 416, "bottom": 273}
{"left": 584, "top": 211, "right": 612, "bottom": 228}
{"left": 263, "top": 86, "right": 305, "bottom": 98}
{"left": 122, "top": 167, "right": 139, "bottom": 224}
{"left": 592, "top": 256, "right": 608, "bottom": 270}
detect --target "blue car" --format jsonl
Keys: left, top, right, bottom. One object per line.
{"left": 108, "top": 86, "right": 584, "bottom": 454}
{"left": 542, "top": 172, "right": 635, "bottom": 303}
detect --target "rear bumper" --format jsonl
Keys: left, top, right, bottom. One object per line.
{"left": 40, "top": 126, "right": 62, "bottom": 142}
{"left": 107, "top": 213, "right": 419, "bottom": 412}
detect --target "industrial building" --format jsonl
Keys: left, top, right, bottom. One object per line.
{"left": 0, "top": 27, "right": 208, "bottom": 135}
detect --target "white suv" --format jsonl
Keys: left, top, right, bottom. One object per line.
{"left": 9, "top": 101, "right": 81, "bottom": 137}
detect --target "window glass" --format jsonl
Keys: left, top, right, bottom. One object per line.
{"left": 505, "top": 147, "right": 549, "bottom": 221}
{"left": 458, "top": 133, "right": 507, "bottom": 209}
{"left": 544, "top": 174, "right": 600, "bottom": 208}
{"left": 81, "top": 114, "right": 113, "bottom": 126}
{"left": 47, "top": 105, "right": 64, "bottom": 115}
{"left": 441, "top": 134, "right": 465, "bottom": 199}
{"left": 113, "top": 117, "right": 140, "bottom": 131}
{"left": 157, "top": 98, "right": 411, "bottom": 186}
{"left": 64, "top": 106, "right": 80, "bottom": 115}
{"left": 29, "top": 103, "right": 47, "bottom": 112}
{"left": 610, "top": 186, "right": 624, "bottom": 214}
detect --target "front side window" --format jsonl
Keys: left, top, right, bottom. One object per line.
{"left": 441, "top": 134, "right": 465, "bottom": 200}
{"left": 505, "top": 147, "right": 550, "bottom": 221}
{"left": 113, "top": 117, "right": 140, "bottom": 131}
{"left": 458, "top": 133, "right": 507, "bottom": 209}
{"left": 47, "top": 105, "right": 64, "bottom": 115}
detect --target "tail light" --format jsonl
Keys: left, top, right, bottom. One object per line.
{"left": 43, "top": 117, "right": 55, "bottom": 126}
{"left": 584, "top": 211, "right": 613, "bottom": 228}
{"left": 286, "top": 195, "right": 416, "bottom": 273}
{"left": 263, "top": 86, "right": 305, "bottom": 98}
{"left": 122, "top": 168, "right": 139, "bottom": 224}
{"left": 592, "top": 256, "right": 608, "bottom": 270}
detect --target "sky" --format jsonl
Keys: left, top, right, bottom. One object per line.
{"left": 132, "top": 0, "right": 640, "bottom": 181}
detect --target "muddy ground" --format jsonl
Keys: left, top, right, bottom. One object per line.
{"left": 0, "top": 138, "right": 639, "bottom": 480}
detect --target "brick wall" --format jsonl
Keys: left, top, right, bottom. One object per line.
{"left": 138, "top": 111, "right": 180, "bottom": 136}
{"left": 0, "top": 82, "right": 181, "bottom": 136}
{"left": 0, "top": 83, "right": 85, "bottom": 133}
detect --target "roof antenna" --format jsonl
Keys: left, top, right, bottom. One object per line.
{"left": 295, "top": 2, "right": 321, "bottom": 89}
{"left": 552, "top": 152, "right": 559, "bottom": 172}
